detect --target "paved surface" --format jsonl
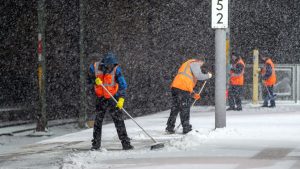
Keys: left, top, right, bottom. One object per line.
{"left": 1, "top": 135, "right": 299, "bottom": 169}
{"left": 98, "top": 141, "right": 300, "bottom": 169}
{"left": 1, "top": 105, "right": 300, "bottom": 169}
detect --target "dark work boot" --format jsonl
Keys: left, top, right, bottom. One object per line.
{"left": 235, "top": 107, "right": 242, "bottom": 111}
{"left": 226, "top": 107, "right": 236, "bottom": 111}
{"left": 183, "top": 128, "right": 192, "bottom": 134}
{"left": 121, "top": 140, "right": 134, "bottom": 150}
{"left": 91, "top": 139, "right": 100, "bottom": 151}
{"left": 182, "top": 124, "right": 192, "bottom": 134}
{"left": 269, "top": 100, "right": 276, "bottom": 108}
{"left": 262, "top": 100, "right": 268, "bottom": 107}
{"left": 165, "top": 126, "right": 175, "bottom": 134}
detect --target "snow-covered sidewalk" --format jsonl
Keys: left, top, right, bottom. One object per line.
{"left": 1, "top": 104, "right": 300, "bottom": 169}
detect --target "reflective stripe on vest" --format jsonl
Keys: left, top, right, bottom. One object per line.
{"left": 94, "top": 62, "right": 119, "bottom": 98}
{"left": 177, "top": 61, "right": 197, "bottom": 82}
{"left": 261, "top": 59, "right": 276, "bottom": 86}
{"left": 171, "top": 59, "right": 198, "bottom": 93}
{"left": 230, "top": 58, "right": 245, "bottom": 86}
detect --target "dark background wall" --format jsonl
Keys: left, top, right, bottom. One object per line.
{"left": 1, "top": 0, "right": 300, "bottom": 121}
{"left": 0, "top": 1, "right": 38, "bottom": 120}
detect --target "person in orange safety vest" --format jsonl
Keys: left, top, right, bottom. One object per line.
{"left": 166, "top": 56, "right": 212, "bottom": 134}
{"left": 227, "top": 52, "right": 245, "bottom": 111}
{"left": 260, "top": 53, "right": 277, "bottom": 108}
{"left": 88, "top": 52, "right": 133, "bottom": 151}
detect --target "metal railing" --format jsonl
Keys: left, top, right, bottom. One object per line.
{"left": 243, "top": 64, "right": 300, "bottom": 103}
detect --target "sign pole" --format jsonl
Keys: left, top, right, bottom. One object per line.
{"left": 212, "top": 0, "right": 228, "bottom": 128}
{"left": 36, "top": 0, "right": 47, "bottom": 132}
{"left": 215, "top": 29, "right": 227, "bottom": 128}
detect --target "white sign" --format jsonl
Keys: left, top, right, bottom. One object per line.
{"left": 212, "top": 0, "right": 228, "bottom": 29}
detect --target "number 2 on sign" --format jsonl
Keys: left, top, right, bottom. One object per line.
{"left": 217, "top": 13, "right": 223, "bottom": 24}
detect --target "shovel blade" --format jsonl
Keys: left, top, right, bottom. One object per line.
{"left": 150, "top": 143, "right": 165, "bottom": 150}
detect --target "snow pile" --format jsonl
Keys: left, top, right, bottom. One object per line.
{"left": 167, "top": 128, "right": 241, "bottom": 150}
{"left": 61, "top": 128, "right": 244, "bottom": 169}
{"left": 62, "top": 149, "right": 151, "bottom": 169}
{"left": 62, "top": 152, "right": 89, "bottom": 169}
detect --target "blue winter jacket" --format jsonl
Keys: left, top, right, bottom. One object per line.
{"left": 262, "top": 64, "right": 273, "bottom": 81}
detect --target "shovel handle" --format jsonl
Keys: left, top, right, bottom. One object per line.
{"left": 99, "top": 83, "right": 157, "bottom": 143}
{"left": 191, "top": 81, "right": 207, "bottom": 107}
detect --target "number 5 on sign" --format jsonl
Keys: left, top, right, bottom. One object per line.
{"left": 212, "top": 0, "right": 228, "bottom": 29}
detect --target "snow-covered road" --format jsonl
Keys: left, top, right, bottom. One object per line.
{"left": 1, "top": 104, "right": 300, "bottom": 169}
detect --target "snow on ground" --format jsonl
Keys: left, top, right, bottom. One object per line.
{"left": 0, "top": 123, "right": 82, "bottom": 155}
{"left": 56, "top": 104, "right": 300, "bottom": 169}
{"left": 1, "top": 104, "right": 300, "bottom": 169}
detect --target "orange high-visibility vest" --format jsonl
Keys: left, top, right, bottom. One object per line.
{"left": 230, "top": 58, "right": 245, "bottom": 86}
{"left": 94, "top": 62, "right": 119, "bottom": 98}
{"left": 261, "top": 58, "right": 276, "bottom": 86}
{"left": 171, "top": 59, "right": 199, "bottom": 93}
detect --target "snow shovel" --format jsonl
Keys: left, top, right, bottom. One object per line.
{"left": 262, "top": 79, "right": 277, "bottom": 100}
{"left": 175, "top": 81, "right": 207, "bottom": 131}
{"left": 99, "top": 83, "right": 164, "bottom": 150}
{"left": 264, "top": 84, "right": 277, "bottom": 100}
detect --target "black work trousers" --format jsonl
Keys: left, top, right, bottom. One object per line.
{"left": 228, "top": 85, "right": 243, "bottom": 109}
{"left": 92, "top": 97, "right": 130, "bottom": 148}
{"left": 166, "top": 88, "right": 192, "bottom": 133}
{"left": 263, "top": 85, "right": 275, "bottom": 106}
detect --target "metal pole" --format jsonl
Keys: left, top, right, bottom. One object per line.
{"left": 36, "top": 0, "right": 47, "bottom": 132}
{"left": 225, "top": 0, "right": 231, "bottom": 86}
{"left": 215, "top": 29, "right": 227, "bottom": 128}
{"left": 78, "top": 0, "right": 87, "bottom": 128}
{"left": 226, "top": 29, "right": 230, "bottom": 83}
{"left": 297, "top": 65, "right": 300, "bottom": 103}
